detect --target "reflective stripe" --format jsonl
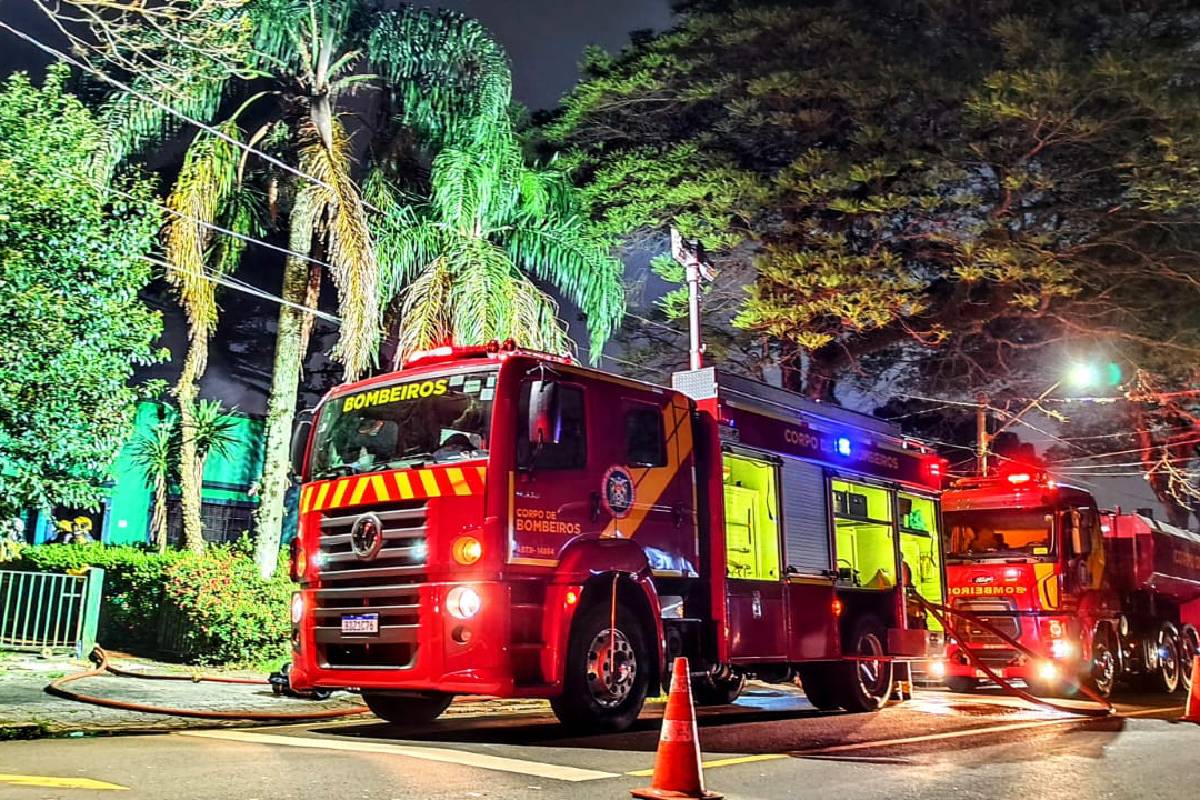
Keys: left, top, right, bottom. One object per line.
{"left": 313, "top": 482, "right": 331, "bottom": 511}
{"left": 329, "top": 479, "right": 350, "bottom": 509}
{"left": 419, "top": 470, "right": 441, "bottom": 497}
{"left": 349, "top": 477, "right": 371, "bottom": 506}
{"left": 446, "top": 467, "right": 471, "bottom": 496}
{"left": 394, "top": 471, "right": 415, "bottom": 500}
{"left": 370, "top": 475, "right": 392, "bottom": 502}
{"left": 300, "top": 486, "right": 313, "bottom": 513}
{"left": 659, "top": 718, "right": 695, "bottom": 743}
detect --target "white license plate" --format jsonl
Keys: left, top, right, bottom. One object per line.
{"left": 341, "top": 613, "right": 379, "bottom": 635}
{"left": 976, "top": 668, "right": 1005, "bottom": 679}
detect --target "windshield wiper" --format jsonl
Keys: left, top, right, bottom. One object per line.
{"left": 311, "top": 464, "right": 356, "bottom": 481}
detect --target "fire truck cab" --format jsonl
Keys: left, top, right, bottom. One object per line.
{"left": 286, "top": 345, "right": 945, "bottom": 730}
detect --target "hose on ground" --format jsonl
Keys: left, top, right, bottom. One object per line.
{"left": 912, "top": 593, "right": 1114, "bottom": 719}
{"left": 45, "top": 647, "right": 371, "bottom": 721}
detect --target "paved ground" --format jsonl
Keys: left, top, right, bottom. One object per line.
{"left": 0, "top": 681, "right": 1192, "bottom": 799}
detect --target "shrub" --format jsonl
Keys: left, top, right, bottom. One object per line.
{"left": 12, "top": 542, "right": 292, "bottom": 666}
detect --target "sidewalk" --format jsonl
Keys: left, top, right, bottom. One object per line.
{"left": 0, "top": 650, "right": 554, "bottom": 739}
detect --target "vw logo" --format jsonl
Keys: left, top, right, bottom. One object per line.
{"left": 972, "top": 575, "right": 995, "bottom": 584}
{"left": 350, "top": 513, "right": 384, "bottom": 560}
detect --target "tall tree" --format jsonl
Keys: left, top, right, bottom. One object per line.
{"left": 547, "top": 0, "right": 1200, "bottom": 500}
{"left": 0, "top": 66, "right": 163, "bottom": 518}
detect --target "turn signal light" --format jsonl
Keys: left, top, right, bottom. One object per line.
{"left": 452, "top": 536, "right": 483, "bottom": 565}
{"left": 290, "top": 539, "right": 305, "bottom": 582}
{"left": 1006, "top": 472, "right": 1033, "bottom": 485}
{"left": 832, "top": 598, "right": 844, "bottom": 616}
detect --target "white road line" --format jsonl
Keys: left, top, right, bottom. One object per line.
{"left": 794, "top": 715, "right": 1093, "bottom": 755}
{"left": 179, "top": 730, "right": 620, "bottom": 782}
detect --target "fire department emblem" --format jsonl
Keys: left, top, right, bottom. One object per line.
{"left": 602, "top": 466, "right": 635, "bottom": 519}
{"left": 350, "top": 513, "right": 384, "bottom": 560}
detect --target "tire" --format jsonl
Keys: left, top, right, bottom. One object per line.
{"left": 691, "top": 672, "right": 745, "bottom": 706}
{"left": 795, "top": 663, "right": 844, "bottom": 712}
{"left": 1180, "top": 624, "right": 1200, "bottom": 694}
{"left": 1150, "top": 622, "right": 1183, "bottom": 694}
{"left": 1085, "top": 629, "right": 1117, "bottom": 699}
{"left": 550, "top": 599, "right": 651, "bottom": 732}
{"left": 837, "top": 615, "right": 894, "bottom": 713}
{"left": 945, "top": 676, "right": 978, "bottom": 694}
{"left": 362, "top": 692, "right": 453, "bottom": 725}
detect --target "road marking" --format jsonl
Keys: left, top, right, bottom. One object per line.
{"left": 1119, "top": 705, "right": 1185, "bottom": 718}
{"left": 794, "top": 715, "right": 1094, "bottom": 755}
{"left": 180, "top": 730, "right": 619, "bottom": 782}
{"left": 627, "top": 753, "right": 787, "bottom": 776}
{"left": 0, "top": 773, "right": 129, "bottom": 791}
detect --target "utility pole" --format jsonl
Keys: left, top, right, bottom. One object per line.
{"left": 976, "top": 392, "right": 990, "bottom": 477}
{"left": 670, "top": 227, "right": 713, "bottom": 371}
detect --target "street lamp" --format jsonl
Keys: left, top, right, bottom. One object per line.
{"left": 976, "top": 361, "right": 1118, "bottom": 476}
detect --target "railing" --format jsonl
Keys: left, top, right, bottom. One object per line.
{"left": 0, "top": 568, "right": 104, "bottom": 657}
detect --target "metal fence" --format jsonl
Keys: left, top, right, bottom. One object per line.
{"left": 0, "top": 568, "right": 104, "bottom": 657}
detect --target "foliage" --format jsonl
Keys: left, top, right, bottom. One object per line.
{"left": 15, "top": 542, "right": 292, "bottom": 666}
{"left": 368, "top": 126, "right": 626, "bottom": 363}
{"left": 0, "top": 67, "right": 164, "bottom": 518}
{"left": 546, "top": 0, "right": 1200, "bottom": 400}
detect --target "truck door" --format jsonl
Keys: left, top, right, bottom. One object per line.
{"left": 899, "top": 492, "right": 943, "bottom": 632}
{"left": 511, "top": 376, "right": 596, "bottom": 564}
{"left": 723, "top": 452, "right": 787, "bottom": 660}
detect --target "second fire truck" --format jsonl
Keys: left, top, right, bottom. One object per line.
{"left": 941, "top": 467, "right": 1200, "bottom": 696}
{"left": 285, "top": 343, "right": 946, "bottom": 729}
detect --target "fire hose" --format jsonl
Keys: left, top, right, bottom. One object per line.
{"left": 46, "top": 647, "right": 371, "bottom": 721}
{"left": 910, "top": 593, "right": 1115, "bottom": 718}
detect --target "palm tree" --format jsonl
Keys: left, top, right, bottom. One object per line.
{"left": 95, "top": 2, "right": 515, "bottom": 575}
{"left": 179, "top": 399, "right": 241, "bottom": 551}
{"left": 128, "top": 417, "right": 179, "bottom": 553}
{"left": 367, "top": 124, "right": 626, "bottom": 364}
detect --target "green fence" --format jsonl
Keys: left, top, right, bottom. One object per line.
{"left": 0, "top": 568, "right": 104, "bottom": 657}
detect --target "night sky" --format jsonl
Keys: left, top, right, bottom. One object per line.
{"left": 0, "top": 1, "right": 674, "bottom": 109}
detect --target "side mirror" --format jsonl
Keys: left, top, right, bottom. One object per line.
{"left": 1070, "top": 510, "right": 1087, "bottom": 556}
{"left": 527, "top": 380, "right": 562, "bottom": 447}
{"left": 290, "top": 419, "right": 313, "bottom": 478}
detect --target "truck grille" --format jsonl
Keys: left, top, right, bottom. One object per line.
{"left": 312, "top": 500, "right": 428, "bottom": 669}
{"left": 954, "top": 598, "right": 1021, "bottom": 647}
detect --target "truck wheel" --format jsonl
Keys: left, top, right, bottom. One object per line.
{"left": 795, "top": 663, "right": 844, "bottom": 712}
{"left": 361, "top": 692, "right": 453, "bottom": 725}
{"left": 1180, "top": 624, "right": 1200, "bottom": 694}
{"left": 945, "top": 676, "right": 978, "bottom": 693}
{"left": 1151, "top": 623, "right": 1182, "bottom": 694}
{"left": 1086, "top": 629, "right": 1117, "bottom": 699}
{"left": 838, "top": 615, "right": 894, "bottom": 713}
{"left": 550, "top": 600, "right": 651, "bottom": 732}
{"left": 692, "top": 672, "right": 745, "bottom": 706}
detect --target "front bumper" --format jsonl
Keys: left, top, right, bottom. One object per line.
{"left": 289, "top": 580, "right": 518, "bottom": 696}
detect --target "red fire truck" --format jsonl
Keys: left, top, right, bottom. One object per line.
{"left": 941, "top": 467, "right": 1200, "bottom": 697}
{"left": 285, "top": 343, "right": 945, "bottom": 730}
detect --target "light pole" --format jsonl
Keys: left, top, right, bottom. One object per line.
{"left": 670, "top": 227, "right": 713, "bottom": 371}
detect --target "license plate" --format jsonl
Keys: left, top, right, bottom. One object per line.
{"left": 976, "top": 668, "right": 1005, "bottom": 679}
{"left": 341, "top": 613, "right": 379, "bottom": 635}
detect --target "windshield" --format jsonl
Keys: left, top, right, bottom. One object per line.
{"left": 309, "top": 369, "right": 497, "bottom": 479}
{"left": 944, "top": 508, "right": 1055, "bottom": 559}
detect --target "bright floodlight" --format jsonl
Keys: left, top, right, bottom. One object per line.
{"left": 1067, "top": 362, "right": 1100, "bottom": 389}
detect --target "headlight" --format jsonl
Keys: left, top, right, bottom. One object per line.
{"left": 1037, "top": 661, "right": 1059, "bottom": 682}
{"left": 446, "top": 586, "right": 482, "bottom": 620}
{"left": 290, "top": 592, "right": 304, "bottom": 625}
{"left": 928, "top": 660, "right": 947, "bottom": 679}
{"left": 1050, "top": 638, "right": 1074, "bottom": 660}
{"left": 452, "top": 536, "right": 483, "bottom": 566}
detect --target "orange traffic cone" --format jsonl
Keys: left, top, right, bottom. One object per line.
{"left": 632, "top": 657, "right": 721, "bottom": 800}
{"left": 1183, "top": 656, "right": 1200, "bottom": 723}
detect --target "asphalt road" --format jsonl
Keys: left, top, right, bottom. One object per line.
{"left": 1, "top": 686, "right": 1196, "bottom": 800}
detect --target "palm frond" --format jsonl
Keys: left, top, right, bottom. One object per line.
{"left": 185, "top": 399, "right": 241, "bottom": 463}
{"left": 295, "top": 118, "right": 380, "bottom": 380}
{"left": 504, "top": 219, "right": 626, "bottom": 358}
{"left": 397, "top": 256, "right": 455, "bottom": 358}
{"left": 163, "top": 121, "right": 244, "bottom": 347}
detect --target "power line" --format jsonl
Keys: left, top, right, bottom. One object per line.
{"left": 0, "top": 19, "right": 385, "bottom": 214}
{"left": 1046, "top": 436, "right": 1200, "bottom": 465}
{"left": 143, "top": 255, "right": 340, "bottom": 323}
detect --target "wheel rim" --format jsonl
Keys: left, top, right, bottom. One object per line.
{"left": 1159, "top": 630, "right": 1181, "bottom": 689}
{"left": 856, "top": 632, "right": 888, "bottom": 697}
{"left": 1181, "top": 627, "right": 1200, "bottom": 686}
{"left": 586, "top": 627, "right": 637, "bottom": 708}
{"left": 1091, "top": 642, "right": 1116, "bottom": 694}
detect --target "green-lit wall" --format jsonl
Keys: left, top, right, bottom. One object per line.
{"left": 103, "top": 401, "right": 265, "bottom": 545}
